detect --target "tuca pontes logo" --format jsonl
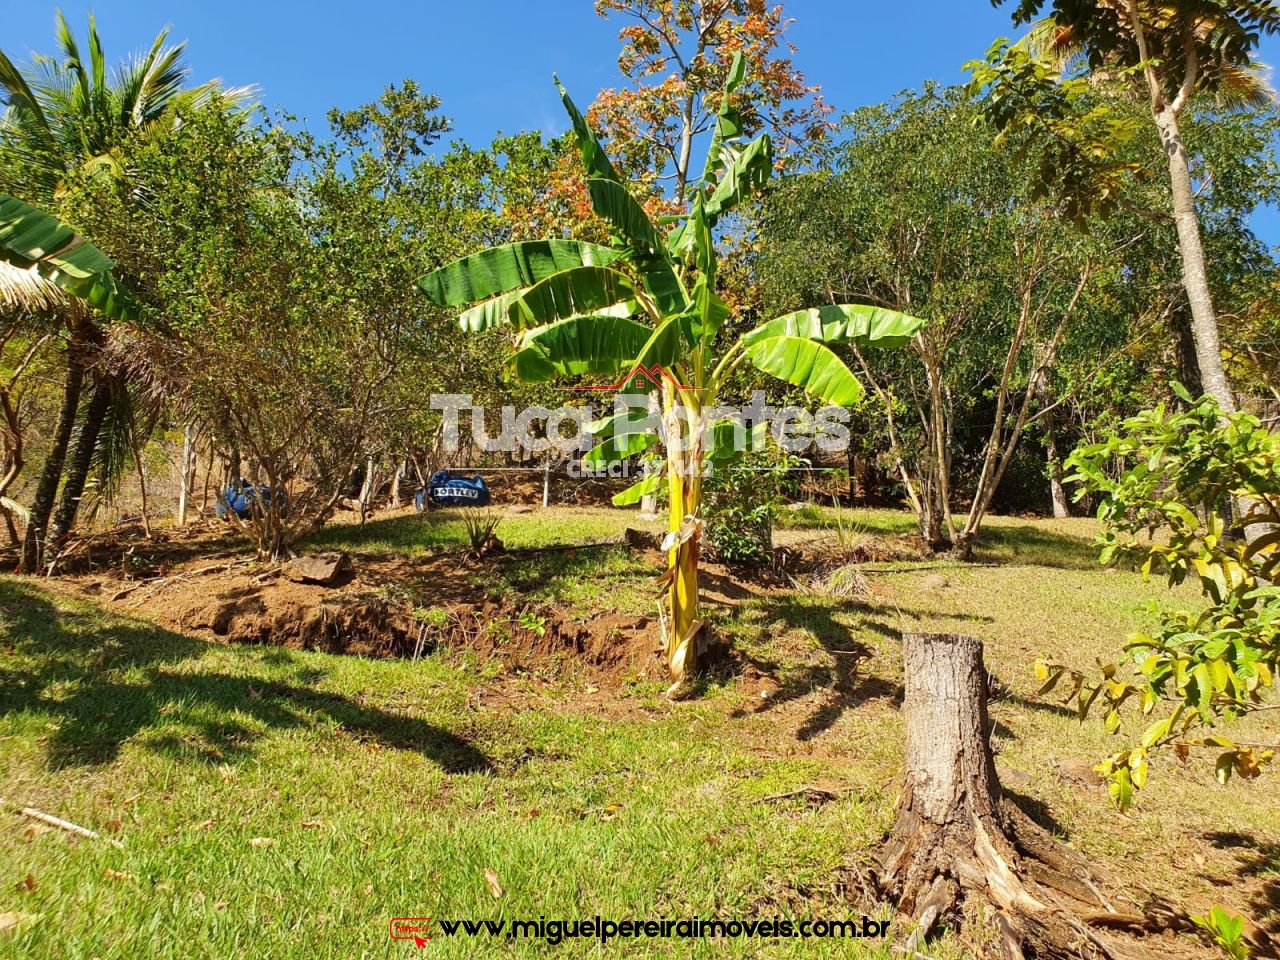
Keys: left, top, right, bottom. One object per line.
{"left": 561, "top": 362, "right": 695, "bottom": 392}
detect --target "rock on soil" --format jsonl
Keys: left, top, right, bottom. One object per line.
{"left": 283, "top": 551, "right": 351, "bottom": 586}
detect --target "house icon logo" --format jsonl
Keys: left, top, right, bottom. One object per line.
{"left": 561, "top": 362, "right": 694, "bottom": 392}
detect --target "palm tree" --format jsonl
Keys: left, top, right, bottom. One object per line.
{"left": 997, "top": 0, "right": 1280, "bottom": 413}
{"left": 0, "top": 193, "right": 135, "bottom": 559}
{"left": 0, "top": 11, "right": 250, "bottom": 569}
{"left": 0, "top": 11, "right": 252, "bottom": 198}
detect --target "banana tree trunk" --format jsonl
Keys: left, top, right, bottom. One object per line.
{"left": 664, "top": 385, "right": 703, "bottom": 683}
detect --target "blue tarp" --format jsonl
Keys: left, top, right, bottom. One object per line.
{"left": 216, "top": 480, "right": 280, "bottom": 519}
{"left": 416, "top": 470, "right": 490, "bottom": 509}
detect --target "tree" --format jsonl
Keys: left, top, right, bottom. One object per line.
{"left": 82, "top": 83, "right": 481, "bottom": 558}
{"left": 989, "top": 0, "right": 1280, "bottom": 412}
{"left": 875, "top": 631, "right": 1126, "bottom": 960}
{"left": 758, "top": 87, "right": 1148, "bottom": 556}
{"left": 0, "top": 11, "right": 251, "bottom": 199}
{"left": 0, "top": 11, "right": 248, "bottom": 568}
{"left": 0, "top": 194, "right": 135, "bottom": 566}
{"left": 418, "top": 55, "right": 921, "bottom": 685}
{"left": 1052, "top": 388, "right": 1279, "bottom": 809}
{"left": 590, "top": 0, "right": 830, "bottom": 195}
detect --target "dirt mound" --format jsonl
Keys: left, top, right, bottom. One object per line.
{"left": 433, "top": 600, "right": 659, "bottom": 677}
{"left": 172, "top": 578, "right": 417, "bottom": 658}
{"left": 67, "top": 543, "right": 662, "bottom": 680}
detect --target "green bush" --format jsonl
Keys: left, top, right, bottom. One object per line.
{"left": 704, "top": 447, "right": 804, "bottom": 564}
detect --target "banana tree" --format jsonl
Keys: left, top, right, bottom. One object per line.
{"left": 0, "top": 194, "right": 136, "bottom": 317}
{"left": 417, "top": 56, "right": 922, "bottom": 682}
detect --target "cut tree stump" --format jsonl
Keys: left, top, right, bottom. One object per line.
{"left": 283, "top": 551, "right": 351, "bottom": 586}
{"left": 872, "top": 633, "right": 1179, "bottom": 960}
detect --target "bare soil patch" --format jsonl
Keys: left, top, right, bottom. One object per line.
{"left": 46, "top": 521, "right": 665, "bottom": 681}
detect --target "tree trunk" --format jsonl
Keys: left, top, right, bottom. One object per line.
{"left": 49, "top": 380, "right": 113, "bottom": 545}
{"left": 20, "top": 339, "right": 85, "bottom": 572}
{"left": 918, "top": 481, "right": 948, "bottom": 552}
{"left": 1044, "top": 414, "right": 1071, "bottom": 520}
{"left": 875, "top": 633, "right": 1136, "bottom": 958}
{"left": 357, "top": 455, "right": 374, "bottom": 525}
{"left": 1170, "top": 305, "right": 1203, "bottom": 400}
{"left": 663, "top": 386, "right": 704, "bottom": 688}
{"left": 1156, "top": 108, "right": 1234, "bottom": 414}
{"left": 177, "top": 422, "right": 196, "bottom": 526}
{"left": 132, "top": 430, "right": 152, "bottom": 539}
{"left": 389, "top": 459, "right": 405, "bottom": 509}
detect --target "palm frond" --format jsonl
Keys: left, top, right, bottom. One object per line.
{"left": 125, "top": 35, "right": 190, "bottom": 127}
{"left": 0, "top": 48, "right": 55, "bottom": 149}
{"left": 1019, "top": 16, "right": 1085, "bottom": 73}
{"left": 53, "top": 10, "right": 90, "bottom": 116}
{"left": 1213, "top": 60, "right": 1277, "bottom": 110}
{"left": 0, "top": 259, "right": 67, "bottom": 312}
{"left": 87, "top": 12, "right": 106, "bottom": 99}
{"left": 88, "top": 381, "right": 134, "bottom": 505}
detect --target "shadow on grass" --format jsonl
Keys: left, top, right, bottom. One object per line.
{"left": 966, "top": 523, "right": 1102, "bottom": 571}
{"left": 1204, "top": 831, "right": 1280, "bottom": 926}
{"left": 724, "top": 597, "right": 901, "bottom": 741}
{"left": 0, "top": 579, "right": 491, "bottom": 773}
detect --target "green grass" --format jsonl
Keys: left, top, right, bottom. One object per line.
{"left": 307, "top": 506, "right": 661, "bottom": 558}
{"left": 2, "top": 508, "right": 1277, "bottom": 958}
{"left": 0, "top": 579, "right": 903, "bottom": 959}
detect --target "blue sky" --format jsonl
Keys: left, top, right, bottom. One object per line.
{"left": 3, "top": 1, "right": 1278, "bottom": 245}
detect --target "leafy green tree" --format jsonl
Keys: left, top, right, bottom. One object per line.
{"left": 419, "top": 55, "right": 921, "bottom": 683}
{"left": 1050, "top": 388, "right": 1279, "bottom": 810}
{"left": 759, "top": 86, "right": 1151, "bottom": 556}
{"left": 0, "top": 11, "right": 248, "bottom": 568}
{"left": 987, "top": 0, "right": 1280, "bottom": 413}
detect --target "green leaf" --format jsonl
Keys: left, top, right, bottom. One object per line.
{"left": 741, "top": 304, "right": 924, "bottom": 350}
{"left": 584, "top": 178, "right": 685, "bottom": 315}
{"left": 743, "top": 335, "right": 865, "bottom": 407}
{"left": 1107, "top": 765, "right": 1133, "bottom": 811}
{"left": 707, "top": 420, "right": 767, "bottom": 463}
{"left": 508, "top": 267, "right": 637, "bottom": 329}
{"left": 1139, "top": 715, "right": 1173, "bottom": 748}
{"left": 586, "top": 407, "right": 655, "bottom": 440}
{"left": 612, "top": 472, "right": 663, "bottom": 507}
{"left": 632, "top": 313, "right": 686, "bottom": 377}
{"left": 584, "top": 431, "right": 658, "bottom": 467}
{"left": 555, "top": 77, "right": 621, "bottom": 184}
{"left": 703, "top": 133, "right": 774, "bottom": 222}
{"left": 511, "top": 315, "right": 656, "bottom": 382}
{"left": 692, "top": 279, "right": 730, "bottom": 343}
{"left": 457, "top": 290, "right": 524, "bottom": 333}
{"left": 697, "top": 51, "right": 749, "bottom": 188}
{"left": 416, "top": 240, "right": 622, "bottom": 306}
{"left": 0, "top": 193, "right": 137, "bottom": 320}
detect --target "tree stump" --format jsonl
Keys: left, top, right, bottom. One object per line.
{"left": 875, "top": 633, "right": 1144, "bottom": 959}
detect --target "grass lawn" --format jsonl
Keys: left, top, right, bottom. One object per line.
{"left": 1, "top": 508, "right": 1276, "bottom": 958}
